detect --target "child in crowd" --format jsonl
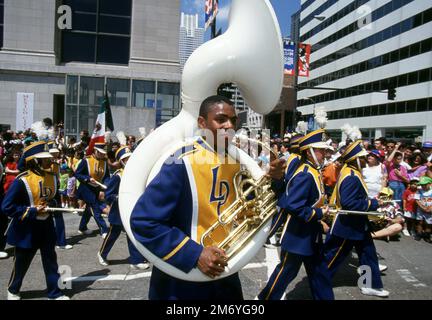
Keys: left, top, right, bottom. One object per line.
{"left": 414, "top": 176, "right": 432, "bottom": 242}
{"left": 402, "top": 177, "right": 419, "bottom": 236}
{"left": 59, "top": 164, "right": 69, "bottom": 208}
{"left": 372, "top": 188, "right": 404, "bottom": 241}
{"left": 66, "top": 168, "right": 77, "bottom": 209}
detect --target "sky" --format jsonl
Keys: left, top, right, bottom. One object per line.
{"left": 180, "top": 0, "right": 301, "bottom": 41}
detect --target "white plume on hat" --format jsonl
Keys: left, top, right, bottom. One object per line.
{"left": 295, "top": 121, "right": 308, "bottom": 135}
{"left": 116, "top": 131, "right": 127, "bottom": 146}
{"left": 104, "top": 131, "right": 111, "bottom": 143}
{"left": 138, "top": 127, "right": 146, "bottom": 139}
{"left": 31, "top": 121, "right": 55, "bottom": 141}
{"left": 314, "top": 106, "right": 328, "bottom": 129}
{"left": 341, "top": 123, "right": 362, "bottom": 142}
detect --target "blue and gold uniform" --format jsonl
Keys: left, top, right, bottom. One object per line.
{"left": 323, "top": 141, "right": 384, "bottom": 291}
{"left": 99, "top": 147, "right": 146, "bottom": 266}
{"left": 268, "top": 134, "right": 303, "bottom": 238}
{"left": 258, "top": 130, "right": 334, "bottom": 300}
{"left": 47, "top": 141, "right": 68, "bottom": 248}
{"left": 75, "top": 142, "right": 109, "bottom": 235}
{"left": 1, "top": 141, "right": 65, "bottom": 299}
{"left": 130, "top": 137, "right": 243, "bottom": 300}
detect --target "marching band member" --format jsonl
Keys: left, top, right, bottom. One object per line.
{"left": 2, "top": 141, "right": 69, "bottom": 300}
{"left": 323, "top": 140, "right": 389, "bottom": 297}
{"left": 48, "top": 142, "right": 72, "bottom": 250}
{"left": 267, "top": 133, "right": 304, "bottom": 240}
{"left": 75, "top": 142, "right": 109, "bottom": 237}
{"left": 130, "top": 95, "right": 284, "bottom": 300}
{"left": 97, "top": 146, "right": 149, "bottom": 270}
{"left": 258, "top": 129, "right": 334, "bottom": 300}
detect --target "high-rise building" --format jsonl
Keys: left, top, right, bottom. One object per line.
{"left": 0, "top": 0, "right": 181, "bottom": 138}
{"left": 297, "top": 0, "right": 432, "bottom": 142}
{"left": 179, "top": 13, "right": 204, "bottom": 71}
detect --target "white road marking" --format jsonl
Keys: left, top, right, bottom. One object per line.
{"left": 396, "top": 269, "right": 427, "bottom": 287}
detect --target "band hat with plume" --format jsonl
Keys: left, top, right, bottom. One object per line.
{"left": 341, "top": 123, "right": 362, "bottom": 141}
{"left": 94, "top": 142, "right": 107, "bottom": 154}
{"left": 299, "top": 129, "right": 333, "bottom": 152}
{"left": 116, "top": 131, "right": 127, "bottom": 146}
{"left": 47, "top": 141, "right": 60, "bottom": 154}
{"left": 340, "top": 140, "right": 368, "bottom": 163}
{"left": 289, "top": 133, "right": 304, "bottom": 150}
{"left": 23, "top": 141, "right": 53, "bottom": 161}
{"left": 115, "top": 146, "right": 132, "bottom": 162}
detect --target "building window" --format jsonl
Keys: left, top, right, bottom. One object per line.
{"left": 61, "top": 0, "right": 132, "bottom": 65}
{"left": 132, "top": 80, "right": 156, "bottom": 108}
{"left": 0, "top": 0, "right": 4, "bottom": 49}
{"left": 107, "top": 78, "right": 130, "bottom": 107}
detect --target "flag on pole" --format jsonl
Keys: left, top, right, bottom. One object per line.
{"left": 86, "top": 87, "right": 114, "bottom": 155}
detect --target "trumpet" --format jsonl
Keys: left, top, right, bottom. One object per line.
{"left": 323, "top": 206, "right": 387, "bottom": 227}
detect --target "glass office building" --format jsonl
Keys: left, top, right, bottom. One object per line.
{"left": 297, "top": 0, "right": 432, "bottom": 141}
{"left": 0, "top": 0, "right": 181, "bottom": 139}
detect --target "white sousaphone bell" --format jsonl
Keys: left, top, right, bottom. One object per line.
{"left": 119, "top": 0, "right": 283, "bottom": 282}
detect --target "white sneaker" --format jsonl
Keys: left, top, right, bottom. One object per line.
{"left": 7, "top": 291, "right": 21, "bottom": 300}
{"left": 51, "top": 295, "right": 70, "bottom": 300}
{"left": 0, "top": 251, "right": 8, "bottom": 259}
{"left": 56, "top": 245, "right": 73, "bottom": 250}
{"left": 379, "top": 264, "right": 388, "bottom": 273}
{"left": 77, "top": 229, "right": 92, "bottom": 235}
{"left": 402, "top": 229, "right": 410, "bottom": 236}
{"left": 360, "top": 287, "right": 389, "bottom": 297}
{"left": 130, "top": 262, "right": 150, "bottom": 270}
{"left": 101, "top": 233, "right": 108, "bottom": 239}
{"left": 97, "top": 252, "right": 109, "bottom": 266}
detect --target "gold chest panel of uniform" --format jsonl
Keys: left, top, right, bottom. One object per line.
{"left": 86, "top": 156, "right": 106, "bottom": 182}
{"left": 183, "top": 140, "right": 240, "bottom": 244}
{"left": 21, "top": 171, "right": 57, "bottom": 206}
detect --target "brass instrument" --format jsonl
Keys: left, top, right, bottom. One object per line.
{"left": 89, "top": 180, "right": 107, "bottom": 190}
{"left": 45, "top": 207, "right": 85, "bottom": 213}
{"left": 323, "top": 207, "right": 387, "bottom": 229}
{"left": 201, "top": 169, "right": 278, "bottom": 260}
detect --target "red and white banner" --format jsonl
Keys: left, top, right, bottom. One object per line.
{"left": 298, "top": 43, "right": 311, "bottom": 77}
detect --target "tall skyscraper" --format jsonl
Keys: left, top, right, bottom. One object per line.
{"left": 179, "top": 13, "right": 205, "bottom": 71}
{"left": 297, "top": 0, "right": 432, "bottom": 141}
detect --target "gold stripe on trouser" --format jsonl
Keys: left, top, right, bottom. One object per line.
{"left": 7, "top": 248, "right": 17, "bottom": 289}
{"left": 89, "top": 206, "right": 103, "bottom": 230}
{"left": 265, "top": 251, "right": 289, "bottom": 300}
{"left": 268, "top": 209, "right": 284, "bottom": 235}
{"left": 327, "top": 239, "right": 346, "bottom": 269}
{"left": 99, "top": 225, "right": 113, "bottom": 255}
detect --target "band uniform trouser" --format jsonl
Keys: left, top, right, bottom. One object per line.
{"left": 258, "top": 249, "right": 334, "bottom": 300}
{"left": 79, "top": 201, "right": 108, "bottom": 235}
{"left": 8, "top": 220, "right": 63, "bottom": 299}
{"left": 323, "top": 233, "right": 384, "bottom": 289}
{"left": 99, "top": 224, "right": 146, "bottom": 265}
{"left": 53, "top": 212, "right": 67, "bottom": 247}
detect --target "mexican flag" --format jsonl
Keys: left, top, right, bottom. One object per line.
{"left": 86, "top": 89, "right": 114, "bottom": 155}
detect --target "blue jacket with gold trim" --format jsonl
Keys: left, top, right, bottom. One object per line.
{"left": 277, "top": 161, "right": 324, "bottom": 256}
{"left": 105, "top": 170, "right": 122, "bottom": 226}
{"left": 329, "top": 164, "right": 379, "bottom": 240}
{"left": 75, "top": 156, "right": 110, "bottom": 204}
{"left": 1, "top": 170, "right": 59, "bottom": 248}
{"left": 130, "top": 137, "right": 243, "bottom": 299}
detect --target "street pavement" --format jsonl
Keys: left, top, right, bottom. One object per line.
{"left": 0, "top": 213, "right": 431, "bottom": 300}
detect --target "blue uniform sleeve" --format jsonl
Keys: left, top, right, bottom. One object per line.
{"left": 74, "top": 159, "right": 90, "bottom": 183}
{"left": 105, "top": 175, "right": 119, "bottom": 205}
{"left": 1, "top": 179, "right": 37, "bottom": 221}
{"left": 102, "top": 162, "right": 110, "bottom": 185}
{"left": 340, "top": 175, "right": 378, "bottom": 211}
{"left": 281, "top": 172, "right": 323, "bottom": 223}
{"left": 130, "top": 160, "right": 203, "bottom": 273}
